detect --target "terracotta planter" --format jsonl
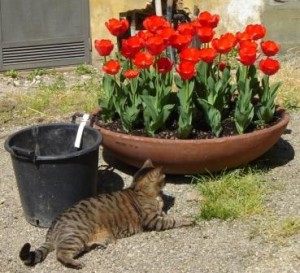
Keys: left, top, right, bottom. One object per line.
{"left": 94, "top": 110, "right": 290, "bottom": 174}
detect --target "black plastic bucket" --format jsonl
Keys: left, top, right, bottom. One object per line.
{"left": 4, "top": 123, "right": 102, "bottom": 228}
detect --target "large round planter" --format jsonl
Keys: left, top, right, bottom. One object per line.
{"left": 94, "top": 110, "right": 290, "bottom": 174}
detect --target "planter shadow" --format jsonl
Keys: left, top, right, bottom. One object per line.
{"left": 252, "top": 135, "right": 294, "bottom": 170}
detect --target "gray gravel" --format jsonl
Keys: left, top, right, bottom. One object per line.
{"left": 0, "top": 70, "right": 300, "bottom": 273}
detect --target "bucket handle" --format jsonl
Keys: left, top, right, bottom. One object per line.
{"left": 11, "top": 145, "right": 36, "bottom": 160}
{"left": 71, "top": 112, "right": 97, "bottom": 127}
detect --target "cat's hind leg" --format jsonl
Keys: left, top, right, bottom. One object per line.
{"left": 86, "top": 229, "right": 115, "bottom": 251}
{"left": 56, "top": 238, "right": 85, "bottom": 269}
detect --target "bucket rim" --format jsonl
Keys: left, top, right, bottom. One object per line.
{"left": 4, "top": 122, "right": 102, "bottom": 161}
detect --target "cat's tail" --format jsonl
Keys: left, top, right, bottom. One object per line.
{"left": 19, "top": 241, "right": 54, "bottom": 266}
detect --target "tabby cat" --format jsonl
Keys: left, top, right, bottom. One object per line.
{"left": 19, "top": 159, "right": 193, "bottom": 269}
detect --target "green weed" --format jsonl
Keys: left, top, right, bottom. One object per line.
{"left": 4, "top": 69, "right": 18, "bottom": 79}
{"left": 194, "top": 168, "right": 267, "bottom": 220}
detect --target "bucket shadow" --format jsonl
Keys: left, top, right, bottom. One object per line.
{"left": 96, "top": 166, "right": 125, "bottom": 194}
{"left": 102, "top": 148, "right": 139, "bottom": 176}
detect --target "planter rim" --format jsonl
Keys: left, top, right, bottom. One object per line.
{"left": 96, "top": 110, "right": 290, "bottom": 144}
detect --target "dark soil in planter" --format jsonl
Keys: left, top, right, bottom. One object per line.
{"left": 96, "top": 111, "right": 282, "bottom": 140}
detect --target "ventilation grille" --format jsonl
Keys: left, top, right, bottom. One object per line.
{"left": 2, "top": 41, "right": 85, "bottom": 65}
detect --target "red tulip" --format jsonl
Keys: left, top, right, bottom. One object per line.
{"left": 145, "top": 35, "right": 167, "bottom": 56}
{"left": 197, "top": 27, "right": 214, "bottom": 43}
{"left": 121, "top": 36, "right": 143, "bottom": 59}
{"left": 212, "top": 36, "right": 234, "bottom": 54}
{"left": 94, "top": 39, "right": 114, "bottom": 56}
{"left": 154, "top": 57, "right": 173, "bottom": 74}
{"left": 236, "top": 31, "right": 251, "bottom": 42}
{"left": 197, "top": 11, "right": 220, "bottom": 28}
{"left": 176, "top": 61, "right": 196, "bottom": 80}
{"left": 170, "top": 34, "right": 193, "bottom": 52}
{"left": 102, "top": 60, "right": 121, "bottom": 75}
{"left": 218, "top": 61, "right": 230, "bottom": 72}
{"left": 239, "top": 40, "right": 258, "bottom": 50}
{"left": 136, "top": 30, "right": 155, "bottom": 44}
{"left": 259, "top": 58, "right": 280, "bottom": 76}
{"left": 157, "top": 27, "right": 176, "bottom": 45}
{"left": 179, "top": 47, "right": 201, "bottom": 64}
{"left": 199, "top": 48, "right": 217, "bottom": 63}
{"left": 123, "top": 69, "right": 140, "bottom": 79}
{"left": 261, "top": 40, "right": 280, "bottom": 57}
{"left": 245, "top": 24, "right": 266, "bottom": 40}
{"left": 177, "top": 22, "right": 196, "bottom": 36}
{"left": 143, "top": 15, "right": 170, "bottom": 33}
{"left": 221, "top": 33, "right": 237, "bottom": 47}
{"left": 238, "top": 47, "right": 257, "bottom": 66}
{"left": 105, "top": 18, "right": 129, "bottom": 36}
{"left": 133, "top": 51, "right": 154, "bottom": 69}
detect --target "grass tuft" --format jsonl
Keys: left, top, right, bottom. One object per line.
{"left": 250, "top": 216, "right": 300, "bottom": 243}
{"left": 0, "top": 74, "right": 101, "bottom": 126}
{"left": 275, "top": 49, "right": 300, "bottom": 110}
{"left": 194, "top": 168, "right": 267, "bottom": 220}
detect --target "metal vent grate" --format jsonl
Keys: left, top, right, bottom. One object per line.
{"left": 2, "top": 41, "right": 85, "bottom": 65}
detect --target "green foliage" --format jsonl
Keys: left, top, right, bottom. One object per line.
{"left": 4, "top": 69, "right": 18, "bottom": 78}
{"left": 234, "top": 67, "right": 254, "bottom": 134}
{"left": 27, "top": 68, "right": 48, "bottom": 81}
{"left": 194, "top": 62, "right": 234, "bottom": 137}
{"left": 255, "top": 76, "right": 282, "bottom": 123}
{"left": 176, "top": 78, "right": 195, "bottom": 138}
{"left": 75, "top": 64, "right": 95, "bottom": 75}
{"left": 194, "top": 168, "right": 266, "bottom": 220}
{"left": 141, "top": 71, "right": 175, "bottom": 136}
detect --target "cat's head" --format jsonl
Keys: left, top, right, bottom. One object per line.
{"left": 131, "top": 159, "right": 166, "bottom": 196}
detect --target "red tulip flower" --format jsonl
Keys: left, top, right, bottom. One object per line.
{"left": 239, "top": 40, "right": 258, "bottom": 50}
{"left": 102, "top": 60, "right": 121, "bottom": 75}
{"left": 123, "top": 69, "right": 140, "bottom": 79}
{"left": 94, "top": 39, "right": 114, "bottom": 56}
{"left": 121, "top": 36, "right": 143, "bottom": 59}
{"left": 259, "top": 58, "right": 280, "bottom": 76}
{"left": 199, "top": 48, "right": 217, "bottom": 63}
{"left": 236, "top": 31, "right": 251, "bottom": 42}
{"left": 145, "top": 35, "right": 167, "bottom": 56}
{"left": 176, "top": 61, "right": 196, "bottom": 80}
{"left": 218, "top": 61, "right": 230, "bottom": 72}
{"left": 177, "top": 22, "right": 196, "bottom": 36}
{"left": 133, "top": 51, "right": 154, "bottom": 69}
{"left": 197, "top": 27, "right": 214, "bottom": 43}
{"left": 169, "top": 34, "right": 193, "bottom": 52}
{"left": 105, "top": 18, "right": 129, "bottom": 36}
{"left": 197, "top": 11, "right": 220, "bottom": 28}
{"left": 212, "top": 36, "right": 234, "bottom": 54}
{"left": 261, "top": 40, "right": 280, "bottom": 57}
{"left": 238, "top": 47, "right": 257, "bottom": 66}
{"left": 179, "top": 47, "right": 201, "bottom": 64}
{"left": 154, "top": 57, "right": 173, "bottom": 74}
{"left": 157, "top": 27, "right": 176, "bottom": 45}
{"left": 143, "top": 15, "right": 170, "bottom": 33}
{"left": 245, "top": 24, "right": 266, "bottom": 40}
{"left": 136, "top": 30, "right": 154, "bottom": 45}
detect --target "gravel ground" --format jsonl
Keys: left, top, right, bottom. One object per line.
{"left": 0, "top": 70, "right": 300, "bottom": 273}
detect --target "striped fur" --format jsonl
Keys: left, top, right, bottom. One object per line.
{"left": 19, "top": 159, "right": 193, "bottom": 269}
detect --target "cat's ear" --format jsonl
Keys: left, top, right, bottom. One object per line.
{"left": 141, "top": 159, "right": 154, "bottom": 169}
{"left": 153, "top": 167, "right": 165, "bottom": 182}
